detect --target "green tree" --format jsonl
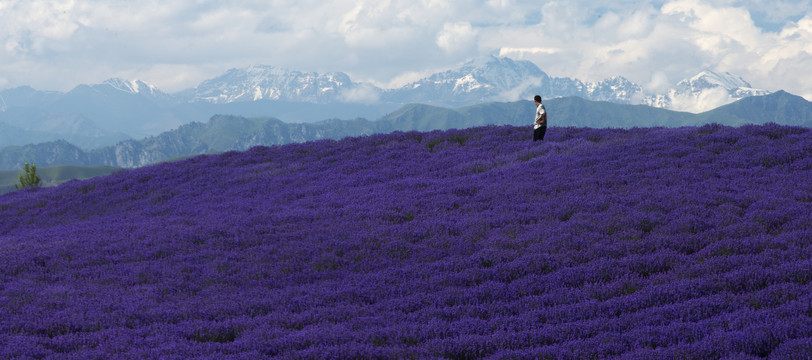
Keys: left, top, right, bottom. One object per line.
{"left": 15, "top": 162, "right": 42, "bottom": 190}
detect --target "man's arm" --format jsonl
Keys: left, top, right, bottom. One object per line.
{"left": 536, "top": 106, "right": 546, "bottom": 124}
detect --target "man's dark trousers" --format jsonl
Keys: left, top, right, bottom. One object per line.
{"left": 534, "top": 126, "right": 546, "bottom": 141}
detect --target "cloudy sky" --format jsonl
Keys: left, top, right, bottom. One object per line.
{"left": 1, "top": 0, "right": 810, "bottom": 99}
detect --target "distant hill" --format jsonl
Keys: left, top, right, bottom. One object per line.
{"left": 0, "top": 81, "right": 395, "bottom": 148}
{"left": 0, "top": 108, "right": 131, "bottom": 149}
{"left": 0, "top": 91, "right": 809, "bottom": 170}
{"left": 374, "top": 91, "right": 812, "bottom": 131}
{"left": 524, "top": 97, "right": 693, "bottom": 128}
{"left": 377, "top": 104, "right": 469, "bottom": 131}
{"left": 697, "top": 91, "right": 812, "bottom": 127}
{"left": 0, "top": 116, "right": 377, "bottom": 169}
{"left": 374, "top": 91, "right": 812, "bottom": 130}
{"left": 0, "top": 165, "right": 119, "bottom": 194}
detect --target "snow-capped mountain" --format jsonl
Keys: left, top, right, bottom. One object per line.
{"left": 191, "top": 65, "right": 364, "bottom": 104}
{"left": 583, "top": 76, "right": 644, "bottom": 104}
{"left": 177, "top": 55, "right": 767, "bottom": 112}
{"left": 380, "top": 56, "right": 650, "bottom": 106}
{"left": 678, "top": 70, "right": 764, "bottom": 95}
{"left": 382, "top": 56, "right": 550, "bottom": 105}
{"left": 380, "top": 56, "right": 767, "bottom": 111}
{"left": 185, "top": 57, "right": 653, "bottom": 108}
{"left": 102, "top": 78, "right": 164, "bottom": 96}
{"left": 643, "top": 71, "right": 771, "bottom": 112}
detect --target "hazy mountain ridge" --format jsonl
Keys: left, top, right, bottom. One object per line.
{"left": 0, "top": 84, "right": 395, "bottom": 147}
{"left": 0, "top": 116, "right": 377, "bottom": 169}
{"left": 1, "top": 91, "right": 808, "bottom": 170}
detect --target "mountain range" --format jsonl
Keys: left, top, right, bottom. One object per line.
{"left": 184, "top": 56, "right": 769, "bottom": 110}
{"left": 0, "top": 56, "right": 779, "bottom": 149}
{"left": 1, "top": 90, "right": 809, "bottom": 171}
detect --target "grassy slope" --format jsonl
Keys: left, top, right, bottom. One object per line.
{"left": 0, "top": 165, "right": 120, "bottom": 194}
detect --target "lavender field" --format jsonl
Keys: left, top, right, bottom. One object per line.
{"left": 1, "top": 123, "right": 811, "bottom": 359}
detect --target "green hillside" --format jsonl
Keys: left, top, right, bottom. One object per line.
{"left": 697, "top": 90, "right": 812, "bottom": 127}
{"left": 0, "top": 165, "right": 120, "bottom": 194}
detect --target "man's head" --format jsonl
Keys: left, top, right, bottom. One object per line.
{"left": 534, "top": 95, "right": 542, "bottom": 104}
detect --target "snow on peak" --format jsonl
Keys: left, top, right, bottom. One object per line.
{"left": 103, "top": 78, "right": 158, "bottom": 95}
{"left": 453, "top": 74, "right": 488, "bottom": 93}
{"left": 678, "top": 70, "right": 753, "bottom": 93}
{"left": 389, "top": 55, "right": 551, "bottom": 104}
{"left": 646, "top": 70, "right": 771, "bottom": 112}
{"left": 461, "top": 55, "right": 546, "bottom": 84}
{"left": 193, "top": 65, "right": 356, "bottom": 104}
{"left": 183, "top": 57, "right": 770, "bottom": 112}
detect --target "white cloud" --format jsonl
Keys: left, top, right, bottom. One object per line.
{"left": 657, "top": 0, "right": 812, "bottom": 99}
{"left": 499, "top": 47, "right": 560, "bottom": 56}
{"left": 669, "top": 87, "right": 737, "bottom": 112}
{"left": 339, "top": 83, "right": 381, "bottom": 104}
{"left": 646, "top": 71, "right": 672, "bottom": 93}
{"left": 436, "top": 22, "right": 478, "bottom": 54}
{"left": 496, "top": 76, "right": 545, "bottom": 101}
{"left": 662, "top": 0, "right": 765, "bottom": 53}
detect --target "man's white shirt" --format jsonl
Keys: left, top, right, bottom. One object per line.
{"left": 534, "top": 103, "right": 546, "bottom": 130}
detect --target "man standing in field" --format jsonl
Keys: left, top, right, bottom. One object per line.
{"left": 533, "top": 95, "right": 547, "bottom": 141}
